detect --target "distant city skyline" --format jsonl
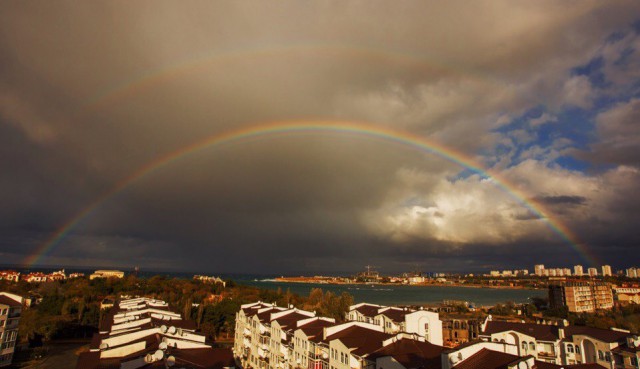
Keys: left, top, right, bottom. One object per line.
{"left": 0, "top": 3, "right": 639, "bottom": 273}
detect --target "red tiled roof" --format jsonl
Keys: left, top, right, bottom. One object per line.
{"left": 368, "top": 338, "right": 445, "bottom": 369}
{"left": 534, "top": 361, "right": 605, "bottom": 369}
{"left": 564, "top": 326, "right": 631, "bottom": 343}
{"left": 452, "top": 348, "right": 525, "bottom": 369}
{"left": 325, "top": 326, "right": 393, "bottom": 356}
{"left": 0, "top": 294, "right": 21, "bottom": 307}
{"left": 353, "top": 304, "right": 380, "bottom": 318}
{"left": 273, "top": 312, "right": 312, "bottom": 329}
{"left": 378, "top": 309, "right": 411, "bottom": 323}
{"left": 483, "top": 321, "right": 559, "bottom": 341}
{"left": 298, "top": 320, "right": 335, "bottom": 343}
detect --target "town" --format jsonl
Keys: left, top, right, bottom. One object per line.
{"left": 0, "top": 265, "right": 639, "bottom": 369}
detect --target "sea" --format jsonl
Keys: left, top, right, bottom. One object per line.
{"left": 3, "top": 266, "right": 546, "bottom": 307}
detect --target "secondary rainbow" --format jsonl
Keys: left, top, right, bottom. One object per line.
{"left": 24, "top": 120, "right": 598, "bottom": 267}
{"left": 81, "top": 44, "right": 490, "bottom": 116}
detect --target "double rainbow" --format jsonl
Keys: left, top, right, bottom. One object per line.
{"left": 24, "top": 120, "right": 597, "bottom": 267}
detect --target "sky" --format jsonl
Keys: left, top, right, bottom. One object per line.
{"left": 1, "top": 1, "right": 639, "bottom": 274}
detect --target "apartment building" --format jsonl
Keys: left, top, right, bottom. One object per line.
{"left": 574, "top": 265, "right": 584, "bottom": 277}
{"left": 441, "top": 316, "right": 482, "bottom": 347}
{"left": 346, "top": 303, "right": 443, "bottom": 346}
{"left": 588, "top": 268, "right": 598, "bottom": 277}
{"left": 0, "top": 293, "right": 22, "bottom": 368}
{"left": 615, "top": 287, "right": 640, "bottom": 305}
{"left": 627, "top": 268, "right": 639, "bottom": 279}
{"left": 549, "top": 281, "right": 614, "bottom": 313}
{"left": 0, "top": 272, "right": 20, "bottom": 283}
{"left": 76, "top": 297, "right": 233, "bottom": 369}
{"left": 602, "top": 265, "right": 613, "bottom": 277}
{"left": 480, "top": 317, "right": 634, "bottom": 367}
{"left": 89, "top": 270, "right": 125, "bottom": 280}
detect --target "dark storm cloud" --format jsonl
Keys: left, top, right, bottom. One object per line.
{"left": 0, "top": 1, "right": 639, "bottom": 273}
{"left": 534, "top": 195, "right": 588, "bottom": 206}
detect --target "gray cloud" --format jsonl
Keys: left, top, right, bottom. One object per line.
{"left": 0, "top": 1, "right": 639, "bottom": 273}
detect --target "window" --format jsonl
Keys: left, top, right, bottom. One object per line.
{"left": 575, "top": 345, "right": 580, "bottom": 354}
{"left": 529, "top": 342, "right": 535, "bottom": 351}
{"left": 567, "top": 344, "right": 574, "bottom": 353}
{"left": 522, "top": 342, "right": 527, "bottom": 351}
{"left": 598, "top": 351, "right": 604, "bottom": 361}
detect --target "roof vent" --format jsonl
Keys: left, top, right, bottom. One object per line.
{"left": 153, "top": 350, "right": 164, "bottom": 361}
{"left": 166, "top": 356, "right": 176, "bottom": 367}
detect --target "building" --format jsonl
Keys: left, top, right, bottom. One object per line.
{"left": 0, "top": 292, "right": 22, "bottom": 368}
{"left": 89, "top": 270, "right": 125, "bottom": 280}
{"left": 587, "top": 268, "right": 598, "bottom": 277}
{"left": 347, "top": 303, "right": 443, "bottom": 346}
{"left": 441, "top": 316, "right": 482, "bottom": 347}
{"left": 368, "top": 334, "right": 445, "bottom": 369}
{"left": 549, "top": 281, "right": 614, "bottom": 313}
{"left": 234, "top": 301, "right": 319, "bottom": 369}
{"left": 602, "top": 265, "right": 612, "bottom": 277}
{"left": 535, "top": 265, "right": 545, "bottom": 277}
{"left": 574, "top": 265, "right": 584, "bottom": 277}
{"left": 614, "top": 287, "right": 640, "bottom": 305}
{"left": 627, "top": 268, "right": 638, "bottom": 278}
{"left": 480, "top": 317, "right": 635, "bottom": 366}
{"left": 76, "top": 297, "right": 233, "bottom": 369}
{"left": 194, "top": 275, "right": 226, "bottom": 287}
{"left": 612, "top": 336, "right": 640, "bottom": 369}
{"left": 0, "top": 271, "right": 20, "bottom": 283}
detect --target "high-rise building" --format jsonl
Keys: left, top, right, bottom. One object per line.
{"left": 626, "top": 267, "right": 638, "bottom": 278}
{"left": 563, "top": 268, "right": 572, "bottom": 276}
{"left": 549, "top": 281, "right": 614, "bottom": 313}
{"left": 602, "top": 265, "right": 612, "bottom": 277}
{"left": 574, "top": 265, "right": 583, "bottom": 276}
{"left": 534, "top": 264, "right": 545, "bottom": 276}
{"left": 588, "top": 267, "right": 598, "bottom": 277}
{"left": 0, "top": 292, "right": 22, "bottom": 368}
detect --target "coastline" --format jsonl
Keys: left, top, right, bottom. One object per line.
{"left": 272, "top": 277, "right": 544, "bottom": 291}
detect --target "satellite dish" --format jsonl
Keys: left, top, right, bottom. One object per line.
{"left": 99, "top": 343, "right": 109, "bottom": 350}
{"left": 518, "top": 362, "right": 528, "bottom": 369}
{"left": 168, "top": 326, "right": 177, "bottom": 335}
{"left": 166, "top": 356, "right": 176, "bottom": 367}
{"left": 159, "top": 342, "right": 168, "bottom": 350}
{"left": 154, "top": 350, "right": 164, "bottom": 361}
{"left": 144, "top": 353, "right": 154, "bottom": 363}
{"left": 161, "top": 325, "right": 168, "bottom": 333}
{"left": 162, "top": 337, "right": 169, "bottom": 343}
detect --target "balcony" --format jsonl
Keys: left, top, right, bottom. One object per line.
{"left": 258, "top": 348, "right": 267, "bottom": 358}
{"left": 244, "top": 328, "right": 251, "bottom": 336}
{"left": 538, "top": 351, "right": 557, "bottom": 359}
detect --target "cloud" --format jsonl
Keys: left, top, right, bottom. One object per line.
{"left": 0, "top": 1, "right": 639, "bottom": 272}
{"left": 586, "top": 98, "right": 640, "bottom": 166}
{"left": 562, "top": 75, "right": 595, "bottom": 108}
{"left": 529, "top": 112, "right": 558, "bottom": 127}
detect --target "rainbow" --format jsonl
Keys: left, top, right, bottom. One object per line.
{"left": 81, "top": 44, "right": 491, "bottom": 115}
{"left": 24, "top": 120, "right": 598, "bottom": 267}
